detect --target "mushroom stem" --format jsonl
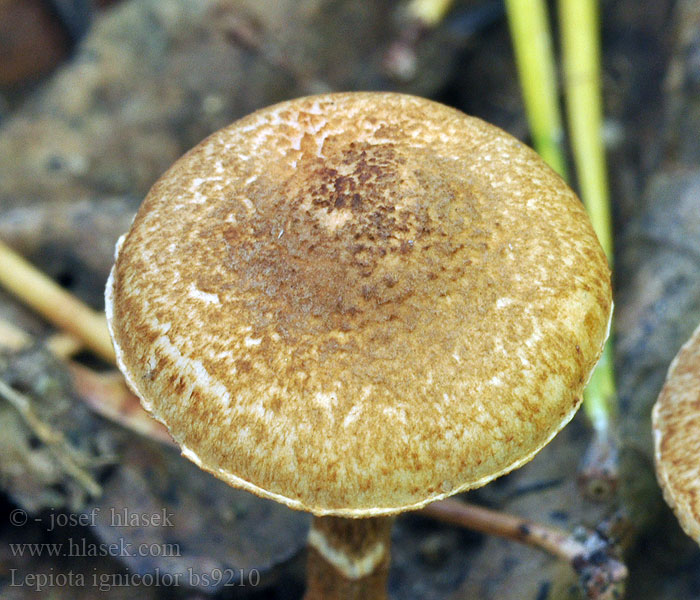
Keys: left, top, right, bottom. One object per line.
{"left": 305, "top": 515, "right": 394, "bottom": 600}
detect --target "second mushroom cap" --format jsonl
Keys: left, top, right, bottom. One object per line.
{"left": 653, "top": 321, "right": 700, "bottom": 543}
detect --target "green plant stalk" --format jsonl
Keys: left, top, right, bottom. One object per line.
{"left": 585, "top": 342, "right": 616, "bottom": 432}
{"left": 505, "top": 0, "right": 568, "bottom": 179}
{"left": 559, "top": 0, "right": 616, "bottom": 430}
{"left": 558, "top": 0, "right": 613, "bottom": 259}
{"left": 406, "top": 0, "right": 455, "bottom": 27}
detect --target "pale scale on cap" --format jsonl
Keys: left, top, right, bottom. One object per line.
{"left": 106, "top": 92, "right": 612, "bottom": 516}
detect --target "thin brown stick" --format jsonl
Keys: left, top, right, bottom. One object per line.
{"left": 67, "top": 362, "right": 175, "bottom": 446}
{"left": 420, "top": 497, "right": 581, "bottom": 560}
{"left": 0, "top": 317, "right": 81, "bottom": 360}
{"left": 45, "top": 332, "right": 84, "bottom": 360}
{"left": 420, "top": 498, "right": 627, "bottom": 599}
{"left": 0, "top": 239, "right": 115, "bottom": 363}
{"left": 0, "top": 318, "right": 31, "bottom": 350}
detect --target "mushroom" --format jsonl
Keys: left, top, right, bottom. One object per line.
{"left": 652, "top": 322, "right": 700, "bottom": 543}
{"left": 105, "top": 92, "right": 612, "bottom": 598}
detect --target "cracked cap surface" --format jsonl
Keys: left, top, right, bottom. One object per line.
{"left": 653, "top": 322, "right": 700, "bottom": 543}
{"left": 106, "top": 92, "right": 612, "bottom": 516}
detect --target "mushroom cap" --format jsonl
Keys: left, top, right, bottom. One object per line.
{"left": 106, "top": 92, "right": 612, "bottom": 517}
{"left": 653, "top": 322, "right": 700, "bottom": 543}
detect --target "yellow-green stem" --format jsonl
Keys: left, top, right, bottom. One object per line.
{"left": 584, "top": 343, "right": 616, "bottom": 431}
{"left": 558, "top": 0, "right": 613, "bottom": 259}
{"left": 505, "top": 0, "right": 568, "bottom": 178}
{"left": 558, "top": 0, "right": 616, "bottom": 429}
{"left": 406, "top": 0, "right": 455, "bottom": 27}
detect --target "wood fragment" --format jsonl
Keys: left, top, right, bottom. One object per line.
{"left": 0, "top": 378, "right": 102, "bottom": 497}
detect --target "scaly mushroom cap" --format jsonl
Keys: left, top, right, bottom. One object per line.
{"left": 653, "top": 322, "right": 700, "bottom": 543}
{"left": 106, "top": 92, "right": 612, "bottom": 516}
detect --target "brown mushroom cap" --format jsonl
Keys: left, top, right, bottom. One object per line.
{"left": 105, "top": 92, "right": 612, "bottom": 516}
{"left": 653, "top": 322, "right": 700, "bottom": 543}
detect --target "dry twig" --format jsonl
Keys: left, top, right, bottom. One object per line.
{"left": 420, "top": 498, "right": 627, "bottom": 599}
{"left": 0, "top": 238, "right": 115, "bottom": 363}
